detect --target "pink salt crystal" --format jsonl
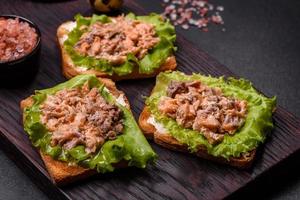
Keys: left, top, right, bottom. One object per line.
{"left": 216, "top": 6, "right": 224, "bottom": 11}
{"left": 182, "top": 24, "right": 189, "bottom": 29}
{"left": 211, "top": 15, "right": 223, "bottom": 24}
{"left": 170, "top": 13, "right": 177, "bottom": 20}
{"left": 161, "top": 0, "right": 225, "bottom": 32}
{"left": 0, "top": 17, "right": 37, "bottom": 61}
{"left": 199, "top": 7, "right": 208, "bottom": 17}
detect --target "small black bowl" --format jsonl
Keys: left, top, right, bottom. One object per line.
{"left": 0, "top": 15, "right": 41, "bottom": 85}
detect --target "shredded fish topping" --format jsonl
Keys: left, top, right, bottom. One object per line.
{"left": 74, "top": 16, "right": 160, "bottom": 65}
{"left": 40, "top": 83, "right": 123, "bottom": 154}
{"left": 158, "top": 81, "right": 247, "bottom": 144}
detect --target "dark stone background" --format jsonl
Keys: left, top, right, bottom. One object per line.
{"left": 0, "top": 0, "right": 299, "bottom": 199}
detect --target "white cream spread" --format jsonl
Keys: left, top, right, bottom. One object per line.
{"left": 76, "top": 66, "right": 88, "bottom": 71}
{"left": 116, "top": 94, "right": 127, "bottom": 106}
{"left": 64, "top": 21, "right": 77, "bottom": 32}
{"left": 147, "top": 115, "right": 168, "bottom": 134}
{"left": 103, "top": 87, "right": 127, "bottom": 107}
{"left": 60, "top": 21, "right": 89, "bottom": 70}
{"left": 60, "top": 21, "right": 76, "bottom": 43}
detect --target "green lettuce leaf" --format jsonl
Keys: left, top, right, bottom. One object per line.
{"left": 63, "top": 13, "right": 176, "bottom": 76}
{"left": 146, "top": 71, "right": 276, "bottom": 159}
{"left": 23, "top": 75, "right": 157, "bottom": 173}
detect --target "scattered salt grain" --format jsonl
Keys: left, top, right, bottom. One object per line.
{"left": 170, "top": 13, "right": 177, "bottom": 20}
{"left": 198, "top": 1, "right": 206, "bottom": 8}
{"left": 208, "top": 4, "right": 214, "bottom": 11}
{"left": 182, "top": 24, "right": 189, "bottom": 29}
{"left": 216, "top": 6, "right": 224, "bottom": 12}
{"left": 211, "top": 15, "right": 223, "bottom": 24}
{"left": 161, "top": 0, "right": 225, "bottom": 32}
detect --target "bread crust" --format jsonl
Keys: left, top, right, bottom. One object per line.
{"left": 57, "top": 21, "right": 177, "bottom": 81}
{"left": 20, "top": 78, "right": 130, "bottom": 185}
{"left": 139, "top": 107, "right": 256, "bottom": 169}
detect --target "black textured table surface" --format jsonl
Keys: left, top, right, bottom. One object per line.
{"left": 0, "top": 0, "right": 299, "bottom": 199}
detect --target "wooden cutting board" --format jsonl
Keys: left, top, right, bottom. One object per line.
{"left": 0, "top": 1, "right": 299, "bottom": 199}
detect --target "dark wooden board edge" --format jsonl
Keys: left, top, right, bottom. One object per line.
{"left": 227, "top": 149, "right": 300, "bottom": 199}
{"left": 227, "top": 107, "right": 300, "bottom": 197}
{"left": 0, "top": 129, "right": 70, "bottom": 200}
{"left": 1, "top": 113, "right": 299, "bottom": 200}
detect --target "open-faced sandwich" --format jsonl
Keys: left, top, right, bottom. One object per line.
{"left": 57, "top": 13, "right": 177, "bottom": 80}
{"left": 21, "top": 75, "right": 156, "bottom": 185}
{"left": 139, "top": 71, "right": 276, "bottom": 168}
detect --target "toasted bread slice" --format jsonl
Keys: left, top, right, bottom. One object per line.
{"left": 57, "top": 21, "right": 177, "bottom": 81}
{"left": 20, "top": 78, "right": 130, "bottom": 185}
{"left": 139, "top": 107, "right": 256, "bottom": 169}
